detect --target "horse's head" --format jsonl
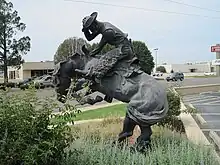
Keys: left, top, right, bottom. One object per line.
{"left": 52, "top": 45, "right": 91, "bottom": 103}
{"left": 52, "top": 53, "right": 84, "bottom": 103}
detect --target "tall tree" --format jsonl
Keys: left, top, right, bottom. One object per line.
{"left": 132, "top": 41, "right": 154, "bottom": 75}
{"left": 90, "top": 43, "right": 114, "bottom": 54}
{"left": 54, "top": 37, "right": 90, "bottom": 64}
{"left": 90, "top": 40, "right": 155, "bottom": 74}
{"left": 0, "top": 0, "right": 31, "bottom": 83}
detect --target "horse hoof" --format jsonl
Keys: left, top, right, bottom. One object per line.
{"left": 95, "top": 95, "right": 103, "bottom": 102}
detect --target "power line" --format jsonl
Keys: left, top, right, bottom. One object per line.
{"left": 64, "top": 0, "right": 220, "bottom": 19}
{"left": 161, "top": 0, "right": 220, "bottom": 13}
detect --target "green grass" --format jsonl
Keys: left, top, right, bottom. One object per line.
{"left": 74, "top": 104, "right": 126, "bottom": 121}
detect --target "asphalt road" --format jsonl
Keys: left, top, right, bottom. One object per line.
{"left": 162, "top": 77, "right": 220, "bottom": 88}
{"left": 183, "top": 92, "right": 220, "bottom": 151}
{"left": 181, "top": 77, "right": 220, "bottom": 86}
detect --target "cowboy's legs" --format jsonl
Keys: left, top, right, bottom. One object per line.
{"left": 135, "top": 124, "right": 152, "bottom": 152}
{"left": 117, "top": 112, "right": 137, "bottom": 143}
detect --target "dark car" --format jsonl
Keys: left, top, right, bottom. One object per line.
{"left": 166, "top": 72, "right": 184, "bottom": 81}
{"left": 19, "top": 78, "right": 35, "bottom": 90}
{"left": 18, "top": 78, "right": 33, "bottom": 87}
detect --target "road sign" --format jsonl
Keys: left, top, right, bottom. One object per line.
{"left": 211, "top": 45, "right": 220, "bottom": 52}
{"left": 212, "top": 59, "right": 220, "bottom": 65}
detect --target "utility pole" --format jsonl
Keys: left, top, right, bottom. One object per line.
{"left": 154, "top": 48, "right": 159, "bottom": 72}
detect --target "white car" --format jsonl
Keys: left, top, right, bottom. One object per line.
{"left": 33, "top": 75, "right": 54, "bottom": 88}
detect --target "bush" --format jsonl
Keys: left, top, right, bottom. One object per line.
{"left": 156, "top": 66, "right": 166, "bottom": 73}
{"left": 0, "top": 87, "right": 76, "bottom": 165}
{"left": 157, "top": 87, "right": 188, "bottom": 132}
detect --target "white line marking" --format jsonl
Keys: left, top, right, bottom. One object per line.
{"left": 190, "top": 97, "right": 220, "bottom": 104}
{"left": 184, "top": 96, "right": 218, "bottom": 102}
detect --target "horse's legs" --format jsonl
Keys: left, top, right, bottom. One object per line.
{"left": 117, "top": 113, "right": 136, "bottom": 143}
{"left": 135, "top": 125, "right": 152, "bottom": 153}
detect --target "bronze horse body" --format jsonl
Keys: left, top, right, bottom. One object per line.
{"left": 53, "top": 46, "right": 169, "bottom": 152}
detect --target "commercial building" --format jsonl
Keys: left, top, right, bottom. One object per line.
{"left": 156, "top": 61, "right": 216, "bottom": 74}
{"left": 7, "top": 61, "right": 54, "bottom": 81}
{"left": 3, "top": 60, "right": 218, "bottom": 82}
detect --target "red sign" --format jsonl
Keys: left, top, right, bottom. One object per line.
{"left": 211, "top": 45, "right": 220, "bottom": 52}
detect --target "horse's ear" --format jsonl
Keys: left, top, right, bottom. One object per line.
{"left": 82, "top": 45, "right": 90, "bottom": 56}
{"left": 53, "top": 61, "right": 64, "bottom": 76}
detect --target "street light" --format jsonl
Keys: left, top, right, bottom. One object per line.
{"left": 153, "top": 48, "right": 159, "bottom": 72}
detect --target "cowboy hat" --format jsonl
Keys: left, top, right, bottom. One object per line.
{"left": 82, "top": 12, "right": 98, "bottom": 31}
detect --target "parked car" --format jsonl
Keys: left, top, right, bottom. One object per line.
{"left": 33, "top": 75, "right": 54, "bottom": 88}
{"left": 152, "top": 72, "right": 163, "bottom": 77}
{"left": 166, "top": 72, "right": 184, "bottom": 81}
{"left": 19, "top": 77, "right": 36, "bottom": 90}
{"left": 17, "top": 77, "right": 33, "bottom": 87}
{"left": 19, "top": 76, "right": 44, "bottom": 90}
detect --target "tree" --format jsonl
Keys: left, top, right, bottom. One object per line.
{"left": 90, "top": 40, "right": 154, "bottom": 74}
{"left": 90, "top": 43, "right": 114, "bottom": 54}
{"left": 132, "top": 41, "right": 154, "bottom": 75}
{"left": 0, "top": 0, "right": 31, "bottom": 83}
{"left": 54, "top": 37, "right": 90, "bottom": 64}
{"left": 156, "top": 66, "right": 167, "bottom": 73}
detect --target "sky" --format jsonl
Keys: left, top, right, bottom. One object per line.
{"left": 10, "top": 0, "right": 220, "bottom": 64}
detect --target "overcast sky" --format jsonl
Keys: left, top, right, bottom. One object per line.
{"left": 11, "top": 0, "right": 220, "bottom": 64}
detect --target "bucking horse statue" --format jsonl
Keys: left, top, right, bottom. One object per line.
{"left": 52, "top": 11, "right": 169, "bottom": 153}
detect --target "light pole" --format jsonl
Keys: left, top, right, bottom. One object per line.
{"left": 154, "top": 48, "right": 159, "bottom": 72}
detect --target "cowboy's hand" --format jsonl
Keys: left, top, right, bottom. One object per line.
{"left": 89, "top": 51, "right": 95, "bottom": 57}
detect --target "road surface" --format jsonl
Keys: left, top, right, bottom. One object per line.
{"left": 183, "top": 92, "right": 220, "bottom": 153}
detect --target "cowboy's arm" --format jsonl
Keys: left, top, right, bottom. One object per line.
{"left": 83, "top": 29, "right": 99, "bottom": 41}
{"left": 90, "top": 29, "right": 115, "bottom": 56}
{"left": 90, "top": 36, "right": 107, "bottom": 56}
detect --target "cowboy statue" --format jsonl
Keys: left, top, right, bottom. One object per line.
{"left": 64, "top": 11, "right": 169, "bottom": 152}
{"left": 75, "top": 11, "right": 139, "bottom": 84}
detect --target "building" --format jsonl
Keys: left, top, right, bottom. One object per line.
{"left": 7, "top": 61, "right": 54, "bottom": 81}
{"left": 4, "top": 60, "right": 218, "bottom": 81}
{"left": 156, "top": 61, "right": 216, "bottom": 74}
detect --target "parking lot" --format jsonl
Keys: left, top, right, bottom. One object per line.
{"left": 183, "top": 92, "right": 220, "bottom": 151}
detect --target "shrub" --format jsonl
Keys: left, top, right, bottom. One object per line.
{"left": 62, "top": 122, "right": 218, "bottom": 165}
{"left": 157, "top": 87, "right": 189, "bottom": 132}
{"left": 0, "top": 87, "right": 76, "bottom": 165}
{"left": 156, "top": 66, "right": 167, "bottom": 73}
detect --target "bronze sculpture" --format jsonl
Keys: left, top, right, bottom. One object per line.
{"left": 53, "top": 12, "right": 169, "bottom": 153}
